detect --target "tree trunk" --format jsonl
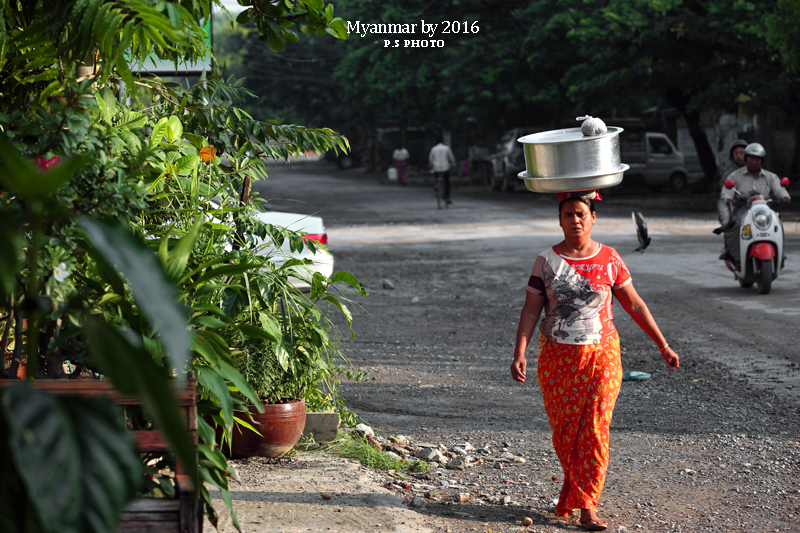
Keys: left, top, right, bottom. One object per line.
{"left": 239, "top": 175, "right": 251, "bottom": 207}
{"left": 791, "top": 116, "right": 800, "bottom": 178}
{"left": 231, "top": 176, "right": 252, "bottom": 254}
{"left": 666, "top": 89, "right": 718, "bottom": 187}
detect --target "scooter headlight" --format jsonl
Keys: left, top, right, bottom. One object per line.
{"left": 752, "top": 208, "right": 772, "bottom": 230}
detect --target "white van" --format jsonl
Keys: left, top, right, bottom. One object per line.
{"left": 620, "top": 129, "right": 690, "bottom": 192}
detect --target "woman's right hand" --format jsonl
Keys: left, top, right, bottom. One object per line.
{"left": 662, "top": 346, "right": 680, "bottom": 369}
{"left": 510, "top": 356, "right": 527, "bottom": 382}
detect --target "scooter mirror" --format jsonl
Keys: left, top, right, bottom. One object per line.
{"left": 781, "top": 177, "right": 790, "bottom": 187}
{"left": 724, "top": 179, "right": 735, "bottom": 189}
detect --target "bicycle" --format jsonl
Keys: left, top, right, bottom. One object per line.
{"left": 431, "top": 171, "right": 449, "bottom": 209}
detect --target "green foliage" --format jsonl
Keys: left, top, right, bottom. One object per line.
{"left": 220, "top": 0, "right": 800, "bottom": 180}
{"left": 0, "top": 382, "right": 141, "bottom": 533}
{"left": 764, "top": 0, "right": 800, "bottom": 74}
{"left": 234, "top": 0, "right": 349, "bottom": 53}
{"left": 317, "top": 431, "right": 430, "bottom": 473}
{"left": 0, "top": 2, "right": 363, "bottom": 532}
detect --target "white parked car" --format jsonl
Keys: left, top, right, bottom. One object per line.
{"left": 252, "top": 210, "right": 334, "bottom": 291}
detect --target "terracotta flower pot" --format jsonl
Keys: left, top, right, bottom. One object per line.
{"left": 225, "top": 400, "right": 306, "bottom": 459}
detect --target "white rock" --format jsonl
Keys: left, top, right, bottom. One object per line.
{"left": 416, "top": 448, "right": 446, "bottom": 463}
{"left": 451, "top": 446, "right": 468, "bottom": 456}
{"left": 354, "top": 423, "right": 374, "bottom": 437}
{"left": 446, "top": 456, "right": 470, "bottom": 470}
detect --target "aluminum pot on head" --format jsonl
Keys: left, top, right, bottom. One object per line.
{"left": 516, "top": 127, "right": 629, "bottom": 193}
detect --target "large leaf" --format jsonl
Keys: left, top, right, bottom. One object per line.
{"left": 149, "top": 117, "right": 169, "bottom": 148}
{"left": 61, "top": 396, "right": 141, "bottom": 533}
{"left": 174, "top": 154, "right": 201, "bottom": 175}
{"left": 195, "top": 262, "right": 262, "bottom": 284}
{"left": 197, "top": 367, "right": 234, "bottom": 433}
{"left": 330, "top": 270, "right": 365, "bottom": 293}
{"left": 1, "top": 382, "right": 81, "bottom": 533}
{"left": 0, "top": 136, "right": 88, "bottom": 201}
{"left": 237, "top": 323, "right": 281, "bottom": 343}
{"left": 118, "top": 129, "right": 142, "bottom": 152}
{"left": 167, "top": 116, "right": 183, "bottom": 143}
{"left": 79, "top": 217, "right": 190, "bottom": 374}
{"left": 164, "top": 218, "right": 204, "bottom": 282}
{"left": 94, "top": 86, "right": 117, "bottom": 125}
{"left": 258, "top": 312, "right": 282, "bottom": 341}
{"left": 116, "top": 111, "right": 147, "bottom": 130}
{"left": 84, "top": 318, "right": 198, "bottom": 485}
{"left": 79, "top": 235, "right": 126, "bottom": 297}
{"left": 192, "top": 331, "right": 263, "bottom": 410}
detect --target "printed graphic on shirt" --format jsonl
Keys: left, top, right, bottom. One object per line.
{"left": 527, "top": 245, "right": 631, "bottom": 345}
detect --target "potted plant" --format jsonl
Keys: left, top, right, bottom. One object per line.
{"left": 204, "top": 194, "right": 368, "bottom": 458}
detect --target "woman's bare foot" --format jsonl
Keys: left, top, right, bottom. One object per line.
{"left": 579, "top": 508, "right": 608, "bottom": 531}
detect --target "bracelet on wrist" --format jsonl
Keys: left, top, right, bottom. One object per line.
{"left": 658, "top": 343, "right": 669, "bottom": 352}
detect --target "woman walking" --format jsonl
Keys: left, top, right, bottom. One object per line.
{"left": 509, "top": 191, "right": 679, "bottom": 531}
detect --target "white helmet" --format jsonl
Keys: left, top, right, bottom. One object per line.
{"left": 744, "top": 142, "right": 766, "bottom": 159}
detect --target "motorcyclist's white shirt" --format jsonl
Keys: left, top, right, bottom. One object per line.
{"left": 717, "top": 166, "right": 789, "bottom": 225}
{"left": 720, "top": 166, "right": 790, "bottom": 202}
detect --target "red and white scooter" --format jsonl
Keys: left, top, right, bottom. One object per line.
{"left": 719, "top": 177, "right": 789, "bottom": 294}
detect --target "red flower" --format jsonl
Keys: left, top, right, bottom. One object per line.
{"left": 34, "top": 156, "right": 60, "bottom": 171}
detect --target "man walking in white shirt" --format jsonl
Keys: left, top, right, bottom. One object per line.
{"left": 428, "top": 137, "right": 456, "bottom": 204}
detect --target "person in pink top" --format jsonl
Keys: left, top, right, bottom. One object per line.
{"left": 510, "top": 190, "right": 679, "bottom": 531}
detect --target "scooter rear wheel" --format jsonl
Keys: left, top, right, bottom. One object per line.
{"left": 738, "top": 280, "right": 754, "bottom": 289}
{"left": 758, "top": 259, "right": 773, "bottom": 294}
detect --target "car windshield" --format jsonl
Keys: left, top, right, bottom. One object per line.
{"left": 649, "top": 137, "right": 673, "bottom": 154}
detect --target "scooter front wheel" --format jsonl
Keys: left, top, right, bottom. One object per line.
{"left": 758, "top": 259, "right": 773, "bottom": 294}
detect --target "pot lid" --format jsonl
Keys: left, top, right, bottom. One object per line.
{"left": 518, "top": 126, "right": 623, "bottom": 145}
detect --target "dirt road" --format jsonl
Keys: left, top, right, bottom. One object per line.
{"left": 252, "top": 162, "right": 800, "bottom": 532}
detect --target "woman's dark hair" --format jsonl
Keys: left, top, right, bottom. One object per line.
{"left": 558, "top": 196, "right": 595, "bottom": 215}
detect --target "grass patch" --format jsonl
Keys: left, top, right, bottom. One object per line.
{"left": 316, "top": 432, "right": 430, "bottom": 473}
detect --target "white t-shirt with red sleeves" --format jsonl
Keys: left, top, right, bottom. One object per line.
{"left": 527, "top": 244, "right": 632, "bottom": 346}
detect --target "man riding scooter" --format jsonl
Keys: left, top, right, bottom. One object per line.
{"left": 717, "top": 142, "right": 790, "bottom": 266}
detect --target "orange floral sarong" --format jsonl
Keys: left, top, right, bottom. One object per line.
{"left": 537, "top": 332, "right": 622, "bottom": 516}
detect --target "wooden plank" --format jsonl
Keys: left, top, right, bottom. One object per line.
{"left": 123, "top": 498, "right": 181, "bottom": 512}
{"left": 117, "top": 520, "right": 180, "bottom": 533}
{"left": 132, "top": 431, "right": 170, "bottom": 453}
{"left": 0, "top": 378, "right": 197, "bottom": 405}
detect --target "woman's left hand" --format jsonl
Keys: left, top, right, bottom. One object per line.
{"left": 661, "top": 346, "right": 679, "bottom": 369}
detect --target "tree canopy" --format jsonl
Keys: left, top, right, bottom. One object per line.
{"left": 217, "top": 0, "right": 800, "bottom": 179}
